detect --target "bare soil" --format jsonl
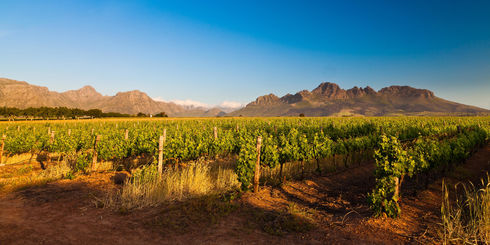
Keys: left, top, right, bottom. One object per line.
{"left": 1, "top": 144, "right": 489, "bottom": 244}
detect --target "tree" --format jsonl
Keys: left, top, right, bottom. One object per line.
{"left": 154, "top": 112, "right": 168, "bottom": 117}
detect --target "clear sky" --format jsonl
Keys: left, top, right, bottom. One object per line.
{"left": 1, "top": 0, "right": 489, "bottom": 109}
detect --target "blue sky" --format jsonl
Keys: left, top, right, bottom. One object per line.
{"left": 0, "top": 0, "right": 489, "bottom": 109}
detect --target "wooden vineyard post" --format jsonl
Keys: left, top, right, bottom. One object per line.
{"left": 49, "top": 131, "right": 55, "bottom": 144}
{"left": 48, "top": 127, "right": 51, "bottom": 135}
{"left": 393, "top": 176, "right": 400, "bottom": 203}
{"left": 0, "top": 135, "right": 6, "bottom": 164}
{"left": 91, "top": 128, "right": 94, "bottom": 136}
{"left": 92, "top": 135, "right": 101, "bottom": 171}
{"left": 124, "top": 129, "right": 129, "bottom": 140}
{"left": 158, "top": 136, "right": 164, "bottom": 176}
{"left": 254, "top": 136, "right": 262, "bottom": 193}
{"left": 47, "top": 131, "right": 55, "bottom": 163}
{"left": 68, "top": 129, "right": 71, "bottom": 136}
{"left": 163, "top": 128, "right": 167, "bottom": 143}
{"left": 213, "top": 127, "right": 218, "bottom": 140}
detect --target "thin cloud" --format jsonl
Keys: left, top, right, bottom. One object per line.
{"left": 171, "top": 99, "right": 210, "bottom": 108}
{"left": 152, "top": 96, "right": 167, "bottom": 102}
{"left": 153, "top": 97, "right": 244, "bottom": 109}
{"left": 219, "top": 101, "right": 245, "bottom": 109}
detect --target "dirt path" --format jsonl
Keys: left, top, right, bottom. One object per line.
{"left": 0, "top": 144, "right": 489, "bottom": 244}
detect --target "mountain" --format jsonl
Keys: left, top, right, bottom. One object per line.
{"left": 229, "top": 82, "right": 489, "bottom": 117}
{"left": 62, "top": 85, "right": 106, "bottom": 108}
{"left": 2, "top": 78, "right": 486, "bottom": 117}
{"left": 0, "top": 78, "right": 224, "bottom": 117}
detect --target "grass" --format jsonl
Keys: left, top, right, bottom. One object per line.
{"left": 0, "top": 162, "right": 71, "bottom": 192}
{"left": 440, "top": 174, "right": 490, "bottom": 244}
{"left": 100, "top": 159, "right": 240, "bottom": 210}
{"left": 0, "top": 153, "right": 34, "bottom": 165}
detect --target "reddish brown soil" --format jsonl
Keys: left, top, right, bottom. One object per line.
{"left": 0, "top": 144, "right": 489, "bottom": 245}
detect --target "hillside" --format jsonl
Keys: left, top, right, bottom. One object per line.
{"left": 0, "top": 78, "right": 224, "bottom": 117}
{"left": 229, "top": 82, "right": 488, "bottom": 116}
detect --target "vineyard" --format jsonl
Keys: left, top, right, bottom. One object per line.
{"left": 0, "top": 116, "right": 489, "bottom": 243}
{"left": 1, "top": 118, "right": 490, "bottom": 207}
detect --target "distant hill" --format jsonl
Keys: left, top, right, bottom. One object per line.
{"left": 2, "top": 78, "right": 487, "bottom": 117}
{"left": 228, "top": 82, "right": 489, "bottom": 117}
{"left": 0, "top": 78, "right": 225, "bottom": 117}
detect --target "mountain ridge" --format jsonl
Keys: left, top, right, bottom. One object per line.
{"left": 229, "top": 82, "right": 488, "bottom": 117}
{"left": 0, "top": 78, "right": 224, "bottom": 117}
{"left": 1, "top": 78, "right": 487, "bottom": 117}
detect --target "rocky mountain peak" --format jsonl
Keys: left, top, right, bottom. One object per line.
{"left": 311, "top": 82, "right": 348, "bottom": 99}
{"left": 66, "top": 85, "right": 102, "bottom": 97}
{"left": 79, "top": 85, "right": 97, "bottom": 93}
{"left": 346, "top": 86, "right": 377, "bottom": 98}
{"left": 249, "top": 93, "right": 281, "bottom": 106}
{"left": 379, "top": 86, "right": 434, "bottom": 98}
{"left": 281, "top": 90, "right": 311, "bottom": 104}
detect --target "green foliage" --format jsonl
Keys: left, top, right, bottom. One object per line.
{"left": 369, "top": 126, "right": 488, "bottom": 218}
{"left": 0, "top": 116, "right": 488, "bottom": 198}
{"left": 236, "top": 134, "right": 257, "bottom": 190}
{"left": 72, "top": 152, "right": 92, "bottom": 173}
{"left": 153, "top": 112, "right": 168, "bottom": 117}
{"left": 369, "top": 135, "right": 415, "bottom": 218}
{"left": 0, "top": 106, "right": 131, "bottom": 119}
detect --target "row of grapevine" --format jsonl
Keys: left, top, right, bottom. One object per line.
{"left": 0, "top": 117, "right": 488, "bottom": 192}
{"left": 369, "top": 126, "right": 488, "bottom": 218}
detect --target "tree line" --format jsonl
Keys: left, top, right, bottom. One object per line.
{"left": 0, "top": 107, "right": 167, "bottom": 119}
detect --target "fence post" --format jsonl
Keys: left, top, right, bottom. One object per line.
{"left": 124, "top": 129, "right": 129, "bottom": 140}
{"left": 68, "top": 129, "right": 71, "bottom": 136}
{"left": 50, "top": 131, "right": 55, "bottom": 144}
{"left": 0, "top": 135, "right": 6, "bottom": 164}
{"left": 254, "top": 136, "right": 262, "bottom": 193}
{"left": 163, "top": 128, "right": 167, "bottom": 143}
{"left": 158, "top": 135, "right": 164, "bottom": 176}
{"left": 213, "top": 127, "right": 218, "bottom": 140}
{"left": 92, "top": 135, "right": 101, "bottom": 171}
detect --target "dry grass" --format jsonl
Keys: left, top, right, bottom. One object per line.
{"left": 440, "top": 175, "right": 490, "bottom": 244}
{"left": 0, "top": 162, "right": 71, "bottom": 192}
{"left": 100, "top": 160, "right": 240, "bottom": 210}
{"left": 0, "top": 153, "right": 35, "bottom": 165}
